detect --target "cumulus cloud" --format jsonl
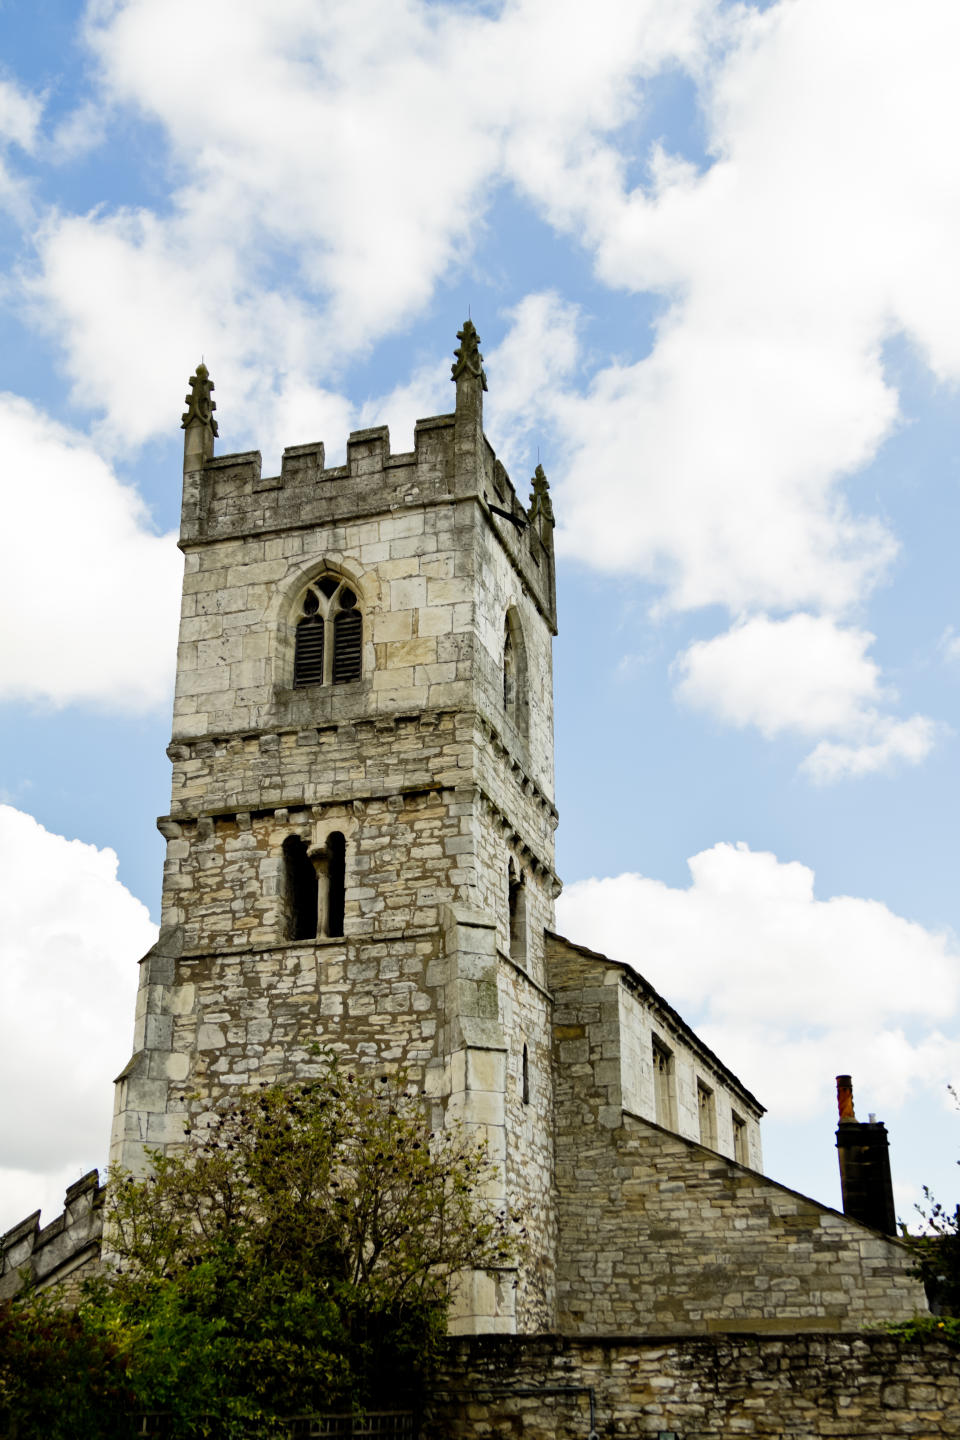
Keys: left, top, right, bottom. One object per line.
{"left": 28, "top": 0, "right": 709, "bottom": 451}
{"left": 0, "top": 77, "right": 42, "bottom": 152}
{"left": 0, "top": 394, "right": 181, "bottom": 708}
{"left": 556, "top": 841, "right": 960, "bottom": 1122}
{"left": 672, "top": 614, "right": 938, "bottom": 778}
{"left": 802, "top": 715, "right": 939, "bottom": 784}
{"left": 545, "top": 0, "right": 960, "bottom": 604}
{"left": 16, "top": 0, "right": 959, "bottom": 770}
{"left": 0, "top": 805, "right": 156, "bottom": 1235}
{"left": 674, "top": 615, "right": 887, "bottom": 739}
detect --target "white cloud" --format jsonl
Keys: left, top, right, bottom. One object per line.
{"left": 673, "top": 615, "right": 887, "bottom": 739}
{"left": 16, "top": 0, "right": 958, "bottom": 771}
{"left": 556, "top": 842, "right": 960, "bottom": 1122}
{"left": 0, "top": 393, "right": 181, "bottom": 709}
{"left": 672, "top": 613, "right": 939, "bottom": 778}
{"left": 530, "top": 0, "right": 960, "bottom": 628}
{"left": 28, "top": 0, "right": 709, "bottom": 452}
{"left": 802, "top": 715, "right": 939, "bottom": 785}
{"left": 0, "top": 805, "right": 156, "bottom": 1235}
{"left": 484, "top": 292, "right": 582, "bottom": 476}
{"left": 0, "top": 77, "right": 42, "bottom": 152}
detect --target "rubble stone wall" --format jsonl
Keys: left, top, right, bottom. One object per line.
{"left": 426, "top": 1332, "right": 960, "bottom": 1439}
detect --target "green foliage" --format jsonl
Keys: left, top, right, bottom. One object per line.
{"left": 1, "top": 1064, "right": 516, "bottom": 1438}
{"left": 0, "top": 1287, "right": 132, "bottom": 1439}
{"left": 900, "top": 1186, "right": 960, "bottom": 1319}
{"left": 885, "top": 1314, "right": 960, "bottom": 1344}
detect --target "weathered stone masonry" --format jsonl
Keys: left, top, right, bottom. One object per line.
{"left": 426, "top": 1334, "right": 960, "bottom": 1439}
{"left": 3, "top": 324, "right": 933, "bottom": 1365}
{"left": 110, "top": 326, "right": 560, "bottom": 1334}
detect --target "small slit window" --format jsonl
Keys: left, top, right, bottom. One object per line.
{"left": 732, "top": 1112, "right": 747, "bottom": 1165}
{"left": 522, "top": 1044, "right": 530, "bottom": 1105}
{"left": 697, "top": 1080, "right": 717, "bottom": 1149}
{"left": 508, "top": 861, "right": 527, "bottom": 963}
{"left": 652, "top": 1037, "right": 676, "bottom": 1130}
{"left": 294, "top": 577, "right": 363, "bottom": 687}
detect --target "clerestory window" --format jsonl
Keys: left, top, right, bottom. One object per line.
{"left": 294, "top": 576, "right": 363, "bottom": 687}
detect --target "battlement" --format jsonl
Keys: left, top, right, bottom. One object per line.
{"left": 180, "top": 330, "right": 556, "bottom": 631}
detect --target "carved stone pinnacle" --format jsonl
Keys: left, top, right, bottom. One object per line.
{"left": 181, "top": 362, "right": 219, "bottom": 436}
{"left": 451, "top": 319, "right": 488, "bottom": 391}
{"left": 529, "top": 463, "right": 554, "bottom": 524}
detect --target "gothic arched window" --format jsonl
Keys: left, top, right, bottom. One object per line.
{"left": 294, "top": 576, "right": 363, "bottom": 688}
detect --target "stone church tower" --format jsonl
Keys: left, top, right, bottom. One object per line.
{"left": 4, "top": 322, "right": 929, "bottom": 1350}
{"left": 110, "top": 322, "right": 560, "bottom": 1332}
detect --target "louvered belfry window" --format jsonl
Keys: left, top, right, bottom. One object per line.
{"left": 293, "top": 577, "right": 363, "bottom": 688}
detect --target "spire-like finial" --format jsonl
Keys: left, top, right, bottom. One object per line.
{"left": 451, "top": 319, "right": 487, "bottom": 392}
{"left": 181, "top": 362, "right": 219, "bottom": 436}
{"left": 529, "top": 463, "right": 554, "bottom": 525}
{"left": 181, "top": 362, "right": 218, "bottom": 473}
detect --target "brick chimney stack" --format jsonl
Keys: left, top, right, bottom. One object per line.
{"left": 834, "top": 1074, "right": 898, "bottom": 1237}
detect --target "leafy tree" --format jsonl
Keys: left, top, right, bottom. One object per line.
{"left": 902, "top": 1187, "right": 960, "bottom": 1321}
{"left": 0, "top": 1288, "right": 132, "bottom": 1440}
{"left": 2, "top": 1064, "right": 518, "bottom": 1437}
{"left": 894, "top": 1085, "right": 960, "bottom": 1338}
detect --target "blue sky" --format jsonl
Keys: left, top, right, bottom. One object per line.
{"left": 2, "top": 0, "right": 960, "bottom": 1235}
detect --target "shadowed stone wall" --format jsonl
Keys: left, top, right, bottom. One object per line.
{"left": 426, "top": 1333, "right": 960, "bottom": 1439}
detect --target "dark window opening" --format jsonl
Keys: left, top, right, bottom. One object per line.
{"left": 325, "top": 831, "right": 346, "bottom": 938}
{"left": 522, "top": 1044, "right": 530, "bottom": 1105}
{"left": 332, "top": 609, "right": 362, "bottom": 684}
{"left": 283, "top": 835, "right": 318, "bottom": 940}
{"left": 503, "top": 620, "right": 515, "bottom": 711}
{"left": 294, "top": 615, "right": 325, "bottom": 687}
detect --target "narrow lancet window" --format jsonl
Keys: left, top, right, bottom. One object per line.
{"left": 325, "top": 831, "right": 346, "bottom": 938}
{"left": 508, "top": 862, "right": 527, "bottom": 962}
{"left": 522, "top": 1043, "right": 530, "bottom": 1106}
{"left": 503, "top": 619, "right": 516, "bottom": 711}
{"left": 652, "top": 1037, "right": 676, "bottom": 1130}
{"left": 283, "top": 835, "right": 318, "bottom": 940}
{"left": 501, "top": 608, "right": 528, "bottom": 737}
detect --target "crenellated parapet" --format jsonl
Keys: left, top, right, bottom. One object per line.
{"left": 0, "top": 1170, "right": 104, "bottom": 1301}
{"left": 177, "top": 329, "right": 557, "bottom": 632}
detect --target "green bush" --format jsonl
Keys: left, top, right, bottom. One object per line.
{"left": 1, "top": 1064, "right": 517, "bottom": 1438}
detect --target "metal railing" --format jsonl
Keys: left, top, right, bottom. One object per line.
{"left": 132, "top": 1411, "right": 416, "bottom": 1439}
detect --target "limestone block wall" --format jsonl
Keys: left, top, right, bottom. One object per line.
{"left": 174, "top": 499, "right": 479, "bottom": 741}
{"left": 547, "top": 934, "right": 762, "bottom": 1158}
{"left": 555, "top": 1111, "right": 926, "bottom": 1333}
{"left": 0, "top": 1170, "right": 103, "bottom": 1301}
{"left": 497, "top": 954, "right": 557, "bottom": 1331}
{"left": 159, "top": 791, "right": 471, "bottom": 948}
{"left": 426, "top": 1333, "right": 960, "bottom": 1440}
{"left": 175, "top": 424, "right": 556, "bottom": 781}
{"left": 546, "top": 934, "right": 926, "bottom": 1333}
{"left": 618, "top": 976, "right": 762, "bottom": 1167}
{"left": 473, "top": 502, "right": 555, "bottom": 796}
